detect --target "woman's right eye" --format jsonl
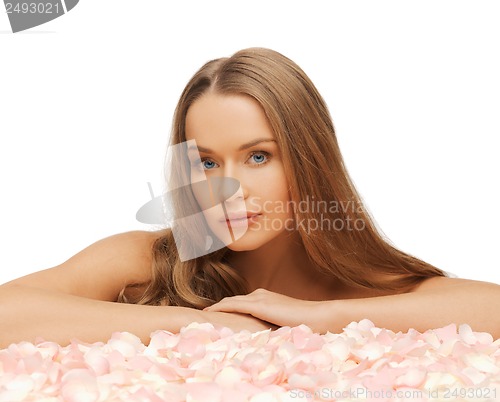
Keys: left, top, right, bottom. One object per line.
{"left": 192, "top": 158, "right": 219, "bottom": 170}
{"left": 202, "top": 159, "right": 218, "bottom": 170}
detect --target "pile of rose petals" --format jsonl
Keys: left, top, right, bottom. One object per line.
{"left": 1, "top": 319, "right": 499, "bottom": 401}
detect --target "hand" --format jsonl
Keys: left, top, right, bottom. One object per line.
{"left": 203, "top": 288, "right": 332, "bottom": 333}
{"left": 199, "top": 310, "right": 279, "bottom": 333}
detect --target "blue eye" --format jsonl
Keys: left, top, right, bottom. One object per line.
{"left": 249, "top": 151, "right": 270, "bottom": 165}
{"left": 192, "top": 152, "right": 270, "bottom": 171}
{"left": 202, "top": 159, "right": 217, "bottom": 170}
{"left": 191, "top": 158, "right": 218, "bottom": 171}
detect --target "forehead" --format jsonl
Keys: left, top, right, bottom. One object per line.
{"left": 185, "top": 93, "right": 275, "bottom": 145}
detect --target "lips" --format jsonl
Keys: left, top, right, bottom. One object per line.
{"left": 219, "top": 211, "right": 261, "bottom": 222}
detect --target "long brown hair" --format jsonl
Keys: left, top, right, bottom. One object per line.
{"left": 118, "top": 47, "right": 446, "bottom": 307}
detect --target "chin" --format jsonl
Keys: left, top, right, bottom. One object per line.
{"left": 225, "top": 231, "right": 282, "bottom": 252}
{"left": 225, "top": 240, "right": 260, "bottom": 252}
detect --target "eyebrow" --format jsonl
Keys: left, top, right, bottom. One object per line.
{"left": 187, "top": 138, "right": 276, "bottom": 154}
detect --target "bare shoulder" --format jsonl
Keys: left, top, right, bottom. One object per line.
{"left": 411, "top": 276, "right": 498, "bottom": 293}
{"left": 87, "top": 229, "right": 167, "bottom": 269}
{"left": 1, "top": 229, "right": 170, "bottom": 301}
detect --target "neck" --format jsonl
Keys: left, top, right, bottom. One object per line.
{"left": 225, "top": 230, "right": 341, "bottom": 300}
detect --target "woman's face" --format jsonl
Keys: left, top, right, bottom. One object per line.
{"left": 185, "top": 92, "right": 294, "bottom": 251}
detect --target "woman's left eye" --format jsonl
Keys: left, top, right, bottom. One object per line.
{"left": 248, "top": 151, "right": 271, "bottom": 165}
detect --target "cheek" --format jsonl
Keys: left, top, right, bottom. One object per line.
{"left": 253, "top": 170, "right": 292, "bottom": 220}
{"left": 190, "top": 166, "right": 207, "bottom": 188}
{"left": 257, "top": 167, "right": 289, "bottom": 202}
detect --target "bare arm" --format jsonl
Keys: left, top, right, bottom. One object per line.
{"left": 204, "top": 277, "right": 500, "bottom": 340}
{"left": 0, "top": 230, "right": 187, "bottom": 347}
{"left": 326, "top": 278, "right": 500, "bottom": 339}
{"left": 0, "top": 230, "right": 273, "bottom": 348}
{"left": 0, "top": 285, "right": 200, "bottom": 347}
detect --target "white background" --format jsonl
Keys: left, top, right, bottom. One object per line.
{"left": 0, "top": 1, "right": 498, "bottom": 285}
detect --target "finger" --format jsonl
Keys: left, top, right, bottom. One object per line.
{"left": 205, "top": 299, "right": 258, "bottom": 315}
{"left": 204, "top": 294, "right": 254, "bottom": 310}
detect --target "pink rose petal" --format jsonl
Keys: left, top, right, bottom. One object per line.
{"left": 1, "top": 320, "right": 499, "bottom": 401}
{"left": 395, "top": 367, "right": 427, "bottom": 388}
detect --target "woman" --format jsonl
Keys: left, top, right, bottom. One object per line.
{"left": 1, "top": 48, "right": 498, "bottom": 348}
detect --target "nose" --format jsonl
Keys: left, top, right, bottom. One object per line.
{"left": 215, "top": 163, "right": 249, "bottom": 203}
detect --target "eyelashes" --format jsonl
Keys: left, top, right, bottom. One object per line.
{"left": 247, "top": 151, "right": 271, "bottom": 166}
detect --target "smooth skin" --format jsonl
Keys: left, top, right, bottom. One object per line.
{"left": 0, "top": 231, "right": 274, "bottom": 348}
{"left": 185, "top": 92, "right": 343, "bottom": 300}
{"left": 2, "top": 92, "right": 499, "bottom": 348}
{"left": 192, "top": 92, "right": 500, "bottom": 340}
